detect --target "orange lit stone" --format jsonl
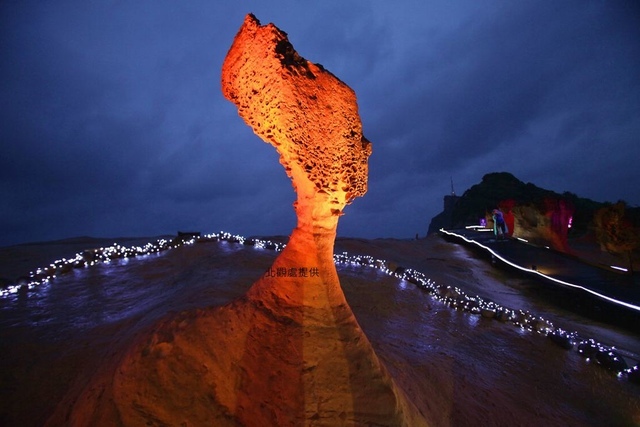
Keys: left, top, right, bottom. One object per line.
{"left": 47, "top": 14, "right": 427, "bottom": 427}
{"left": 222, "top": 13, "right": 371, "bottom": 231}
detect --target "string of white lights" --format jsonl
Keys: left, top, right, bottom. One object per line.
{"left": 0, "top": 230, "right": 637, "bottom": 383}
{"left": 0, "top": 232, "right": 284, "bottom": 298}
{"left": 440, "top": 228, "right": 640, "bottom": 313}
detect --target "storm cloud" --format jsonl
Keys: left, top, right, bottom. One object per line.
{"left": 1, "top": 1, "right": 639, "bottom": 245}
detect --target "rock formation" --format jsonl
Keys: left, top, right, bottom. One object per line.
{"left": 429, "top": 172, "right": 589, "bottom": 250}
{"left": 511, "top": 197, "right": 575, "bottom": 251}
{"left": 47, "top": 14, "right": 426, "bottom": 426}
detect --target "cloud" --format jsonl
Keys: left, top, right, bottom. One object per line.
{"left": 1, "top": 1, "right": 639, "bottom": 245}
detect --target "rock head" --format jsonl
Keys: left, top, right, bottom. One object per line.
{"left": 47, "top": 14, "right": 426, "bottom": 427}
{"left": 222, "top": 13, "right": 371, "bottom": 233}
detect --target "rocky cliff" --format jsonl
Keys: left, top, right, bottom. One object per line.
{"left": 428, "top": 172, "right": 611, "bottom": 252}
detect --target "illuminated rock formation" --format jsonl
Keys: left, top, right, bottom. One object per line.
{"left": 220, "top": 12, "right": 372, "bottom": 318}
{"left": 221, "top": 13, "right": 371, "bottom": 230}
{"left": 47, "top": 14, "right": 426, "bottom": 427}
{"left": 512, "top": 198, "right": 575, "bottom": 251}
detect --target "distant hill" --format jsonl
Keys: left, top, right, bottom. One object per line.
{"left": 428, "top": 172, "right": 610, "bottom": 236}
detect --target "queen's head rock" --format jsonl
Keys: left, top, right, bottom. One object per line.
{"left": 222, "top": 13, "right": 371, "bottom": 233}
{"left": 47, "top": 14, "right": 427, "bottom": 427}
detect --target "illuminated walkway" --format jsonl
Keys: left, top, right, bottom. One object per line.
{"left": 439, "top": 228, "right": 640, "bottom": 316}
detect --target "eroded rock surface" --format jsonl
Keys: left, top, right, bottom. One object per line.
{"left": 222, "top": 13, "right": 371, "bottom": 231}
{"left": 47, "top": 14, "right": 426, "bottom": 427}
{"left": 511, "top": 198, "right": 575, "bottom": 251}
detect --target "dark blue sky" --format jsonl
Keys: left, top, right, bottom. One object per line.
{"left": 2, "top": 1, "right": 639, "bottom": 246}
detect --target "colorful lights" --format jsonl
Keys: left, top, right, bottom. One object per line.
{"left": 1, "top": 230, "right": 638, "bottom": 382}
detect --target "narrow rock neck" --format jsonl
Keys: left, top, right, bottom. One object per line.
{"left": 293, "top": 192, "right": 341, "bottom": 254}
